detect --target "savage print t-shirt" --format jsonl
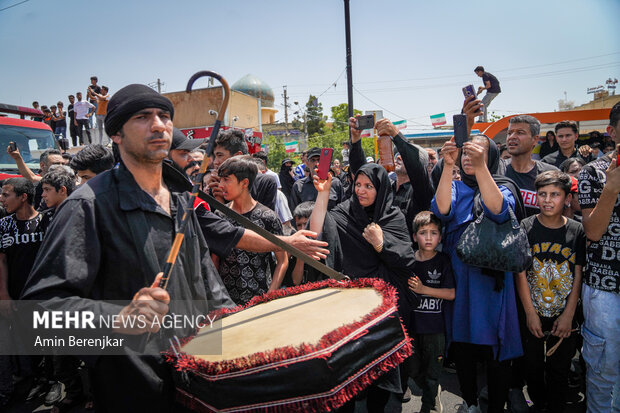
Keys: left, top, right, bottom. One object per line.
{"left": 521, "top": 216, "right": 586, "bottom": 317}
{"left": 0, "top": 211, "right": 52, "bottom": 298}
{"left": 410, "top": 251, "right": 455, "bottom": 334}
{"left": 578, "top": 155, "right": 620, "bottom": 294}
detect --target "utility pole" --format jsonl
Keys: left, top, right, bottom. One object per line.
{"left": 157, "top": 78, "right": 162, "bottom": 93}
{"left": 344, "top": 0, "right": 354, "bottom": 140}
{"left": 283, "top": 85, "right": 290, "bottom": 139}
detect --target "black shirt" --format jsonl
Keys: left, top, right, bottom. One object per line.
{"left": 541, "top": 148, "right": 592, "bottom": 168}
{"left": 0, "top": 211, "right": 52, "bottom": 298}
{"left": 67, "top": 103, "right": 75, "bottom": 122}
{"left": 504, "top": 160, "right": 559, "bottom": 217}
{"left": 21, "top": 162, "right": 233, "bottom": 412}
{"left": 409, "top": 252, "right": 455, "bottom": 334}
{"left": 290, "top": 175, "right": 344, "bottom": 211}
{"left": 521, "top": 216, "right": 586, "bottom": 317}
{"left": 482, "top": 72, "right": 501, "bottom": 93}
{"left": 578, "top": 155, "right": 620, "bottom": 294}
{"left": 251, "top": 173, "right": 277, "bottom": 212}
{"left": 88, "top": 84, "right": 101, "bottom": 104}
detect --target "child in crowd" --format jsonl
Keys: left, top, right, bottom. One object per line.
{"left": 406, "top": 211, "right": 455, "bottom": 413}
{"left": 281, "top": 201, "right": 316, "bottom": 286}
{"left": 214, "top": 156, "right": 287, "bottom": 305}
{"left": 516, "top": 170, "right": 586, "bottom": 413}
{"left": 40, "top": 165, "right": 76, "bottom": 211}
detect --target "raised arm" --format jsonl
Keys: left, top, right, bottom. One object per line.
{"left": 309, "top": 173, "right": 332, "bottom": 236}
{"left": 463, "top": 140, "right": 503, "bottom": 214}
{"left": 435, "top": 138, "right": 458, "bottom": 215}
{"left": 348, "top": 117, "right": 366, "bottom": 174}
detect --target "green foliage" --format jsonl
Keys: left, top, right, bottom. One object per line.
{"left": 306, "top": 95, "right": 325, "bottom": 136}
{"left": 488, "top": 111, "right": 505, "bottom": 123}
{"left": 330, "top": 103, "right": 361, "bottom": 132}
{"left": 262, "top": 134, "right": 286, "bottom": 171}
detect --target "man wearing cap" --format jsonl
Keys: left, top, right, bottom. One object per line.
{"left": 22, "top": 84, "right": 233, "bottom": 412}
{"left": 290, "top": 147, "right": 344, "bottom": 211}
{"left": 168, "top": 127, "right": 205, "bottom": 173}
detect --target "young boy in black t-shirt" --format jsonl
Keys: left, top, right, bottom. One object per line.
{"left": 405, "top": 211, "right": 455, "bottom": 413}
{"left": 516, "top": 170, "right": 586, "bottom": 413}
{"left": 214, "top": 156, "right": 287, "bottom": 305}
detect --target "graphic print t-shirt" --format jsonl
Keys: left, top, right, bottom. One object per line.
{"left": 521, "top": 216, "right": 586, "bottom": 317}
{"left": 410, "top": 251, "right": 455, "bottom": 334}
{"left": 505, "top": 160, "right": 559, "bottom": 217}
{"left": 578, "top": 155, "right": 620, "bottom": 294}
{"left": 0, "top": 211, "right": 52, "bottom": 298}
{"left": 216, "top": 203, "right": 283, "bottom": 305}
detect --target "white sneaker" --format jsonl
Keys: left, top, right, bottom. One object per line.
{"left": 431, "top": 384, "right": 443, "bottom": 413}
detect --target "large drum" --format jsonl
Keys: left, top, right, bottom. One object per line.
{"left": 167, "top": 278, "right": 412, "bottom": 412}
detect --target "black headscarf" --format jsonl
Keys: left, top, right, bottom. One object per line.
{"left": 279, "top": 160, "right": 296, "bottom": 210}
{"left": 319, "top": 163, "right": 416, "bottom": 324}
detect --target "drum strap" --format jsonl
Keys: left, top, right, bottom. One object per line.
{"left": 198, "top": 190, "right": 347, "bottom": 281}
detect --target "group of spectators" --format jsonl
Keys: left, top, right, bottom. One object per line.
{"left": 31, "top": 76, "right": 110, "bottom": 148}
{"left": 0, "top": 81, "right": 618, "bottom": 413}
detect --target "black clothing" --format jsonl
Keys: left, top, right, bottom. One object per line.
{"left": 410, "top": 252, "right": 455, "bottom": 334}
{"left": 21, "top": 162, "right": 233, "bottom": 412}
{"left": 0, "top": 211, "right": 52, "bottom": 299}
{"left": 504, "top": 160, "right": 558, "bottom": 217}
{"left": 482, "top": 72, "right": 501, "bottom": 93}
{"left": 88, "top": 85, "right": 101, "bottom": 104}
{"left": 290, "top": 175, "right": 344, "bottom": 211}
{"left": 349, "top": 132, "right": 434, "bottom": 236}
{"left": 320, "top": 163, "right": 417, "bottom": 321}
{"left": 67, "top": 103, "right": 78, "bottom": 146}
{"left": 216, "top": 202, "right": 283, "bottom": 305}
{"left": 452, "top": 342, "right": 511, "bottom": 413}
{"left": 541, "top": 148, "right": 592, "bottom": 168}
{"left": 278, "top": 163, "right": 296, "bottom": 212}
{"left": 523, "top": 317, "right": 577, "bottom": 413}
{"left": 539, "top": 140, "right": 558, "bottom": 159}
{"left": 251, "top": 173, "right": 277, "bottom": 212}
{"left": 521, "top": 216, "right": 585, "bottom": 317}
{"left": 195, "top": 206, "right": 244, "bottom": 258}
{"left": 578, "top": 154, "right": 620, "bottom": 294}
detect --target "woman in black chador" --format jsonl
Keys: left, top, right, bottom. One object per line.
{"left": 309, "top": 162, "right": 416, "bottom": 412}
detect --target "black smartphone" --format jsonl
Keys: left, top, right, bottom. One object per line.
{"left": 9, "top": 142, "right": 17, "bottom": 152}
{"left": 453, "top": 114, "right": 468, "bottom": 148}
{"left": 355, "top": 114, "right": 375, "bottom": 130}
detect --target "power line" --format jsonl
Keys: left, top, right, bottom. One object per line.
{"left": 0, "top": 0, "right": 29, "bottom": 12}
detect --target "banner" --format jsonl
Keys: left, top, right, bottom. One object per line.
{"left": 430, "top": 113, "right": 446, "bottom": 127}
{"left": 284, "top": 140, "right": 298, "bottom": 153}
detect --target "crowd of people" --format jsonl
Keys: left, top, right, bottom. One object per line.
{"left": 31, "top": 75, "right": 110, "bottom": 148}
{"left": 0, "top": 82, "right": 618, "bottom": 413}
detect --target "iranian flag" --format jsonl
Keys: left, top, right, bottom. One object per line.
{"left": 393, "top": 120, "right": 407, "bottom": 130}
{"left": 430, "top": 113, "right": 447, "bottom": 127}
{"left": 284, "top": 141, "right": 298, "bottom": 153}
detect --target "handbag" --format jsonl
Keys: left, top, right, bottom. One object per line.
{"left": 456, "top": 207, "right": 532, "bottom": 273}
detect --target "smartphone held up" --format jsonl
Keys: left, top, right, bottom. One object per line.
{"left": 317, "top": 148, "right": 334, "bottom": 180}
{"left": 453, "top": 114, "right": 468, "bottom": 148}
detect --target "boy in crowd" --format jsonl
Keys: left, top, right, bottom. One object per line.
{"left": 69, "top": 144, "right": 115, "bottom": 185}
{"left": 214, "top": 156, "right": 287, "bottom": 305}
{"left": 516, "top": 171, "right": 585, "bottom": 413}
{"left": 40, "top": 165, "right": 76, "bottom": 211}
{"left": 405, "top": 211, "right": 455, "bottom": 413}
{"left": 541, "top": 121, "right": 593, "bottom": 168}
{"left": 281, "top": 201, "right": 316, "bottom": 287}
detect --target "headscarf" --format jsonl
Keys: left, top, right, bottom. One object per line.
{"left": 320, "top": 163, "right": 417, "bottom": 323}
{"left": 278, "top": 159, "right": 295, "bottom": 204}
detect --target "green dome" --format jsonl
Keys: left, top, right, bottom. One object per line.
{"left": 231, "top": 74, "right": 275, "bottom": 108}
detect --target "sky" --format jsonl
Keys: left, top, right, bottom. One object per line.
{"left": 1, "top": 0, "right": 619, "bottom": 132}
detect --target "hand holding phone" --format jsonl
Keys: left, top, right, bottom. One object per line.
{"left": 462, "top": 85, "right": 477, "bottom": 100}
{"left": 317, "top": 148, "right": 334, "bottom": 180}
{"left": 8, "top": 142, "right": 17, "bottom": 152}
{"left": 355, "top": 114, "right": 375, "bottom": 131}
{"left": 453, "top": 114, "right": 468, "bottom": 148}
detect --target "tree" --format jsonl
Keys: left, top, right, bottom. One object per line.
{"left": 262, "top": 134, "right": 286, "bottom": 171}
{"left": 305, "top": 95, "right": 325, "bottom": 137}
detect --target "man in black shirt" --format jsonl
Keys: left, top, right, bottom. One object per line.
{"left": 22, "top": 84, "right": 233, "bottom": 412}
{"left": 541, "top": 120, "right": 593, "bottom": 167}
{"left": 504, "top": 115, "right": 558, "bottom": 217}
{"left": 474, "top": 66, "right": 501, "bottom": 123}
{"left": 86, "top": 76, "right": 101, "bottom": 129}
{"left": 290, "top": 147, "right": 344, "bottom": 211}
{"left": 67, "top": 95, "right": 78, "bottom": 147}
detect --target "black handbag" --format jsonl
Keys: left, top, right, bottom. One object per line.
{"left": 456, "top": 207, "right": 532, "bottom": 273}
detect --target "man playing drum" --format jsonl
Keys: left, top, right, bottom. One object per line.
{"left": 22, "top": 84, "right": 233, "bottom": 412}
